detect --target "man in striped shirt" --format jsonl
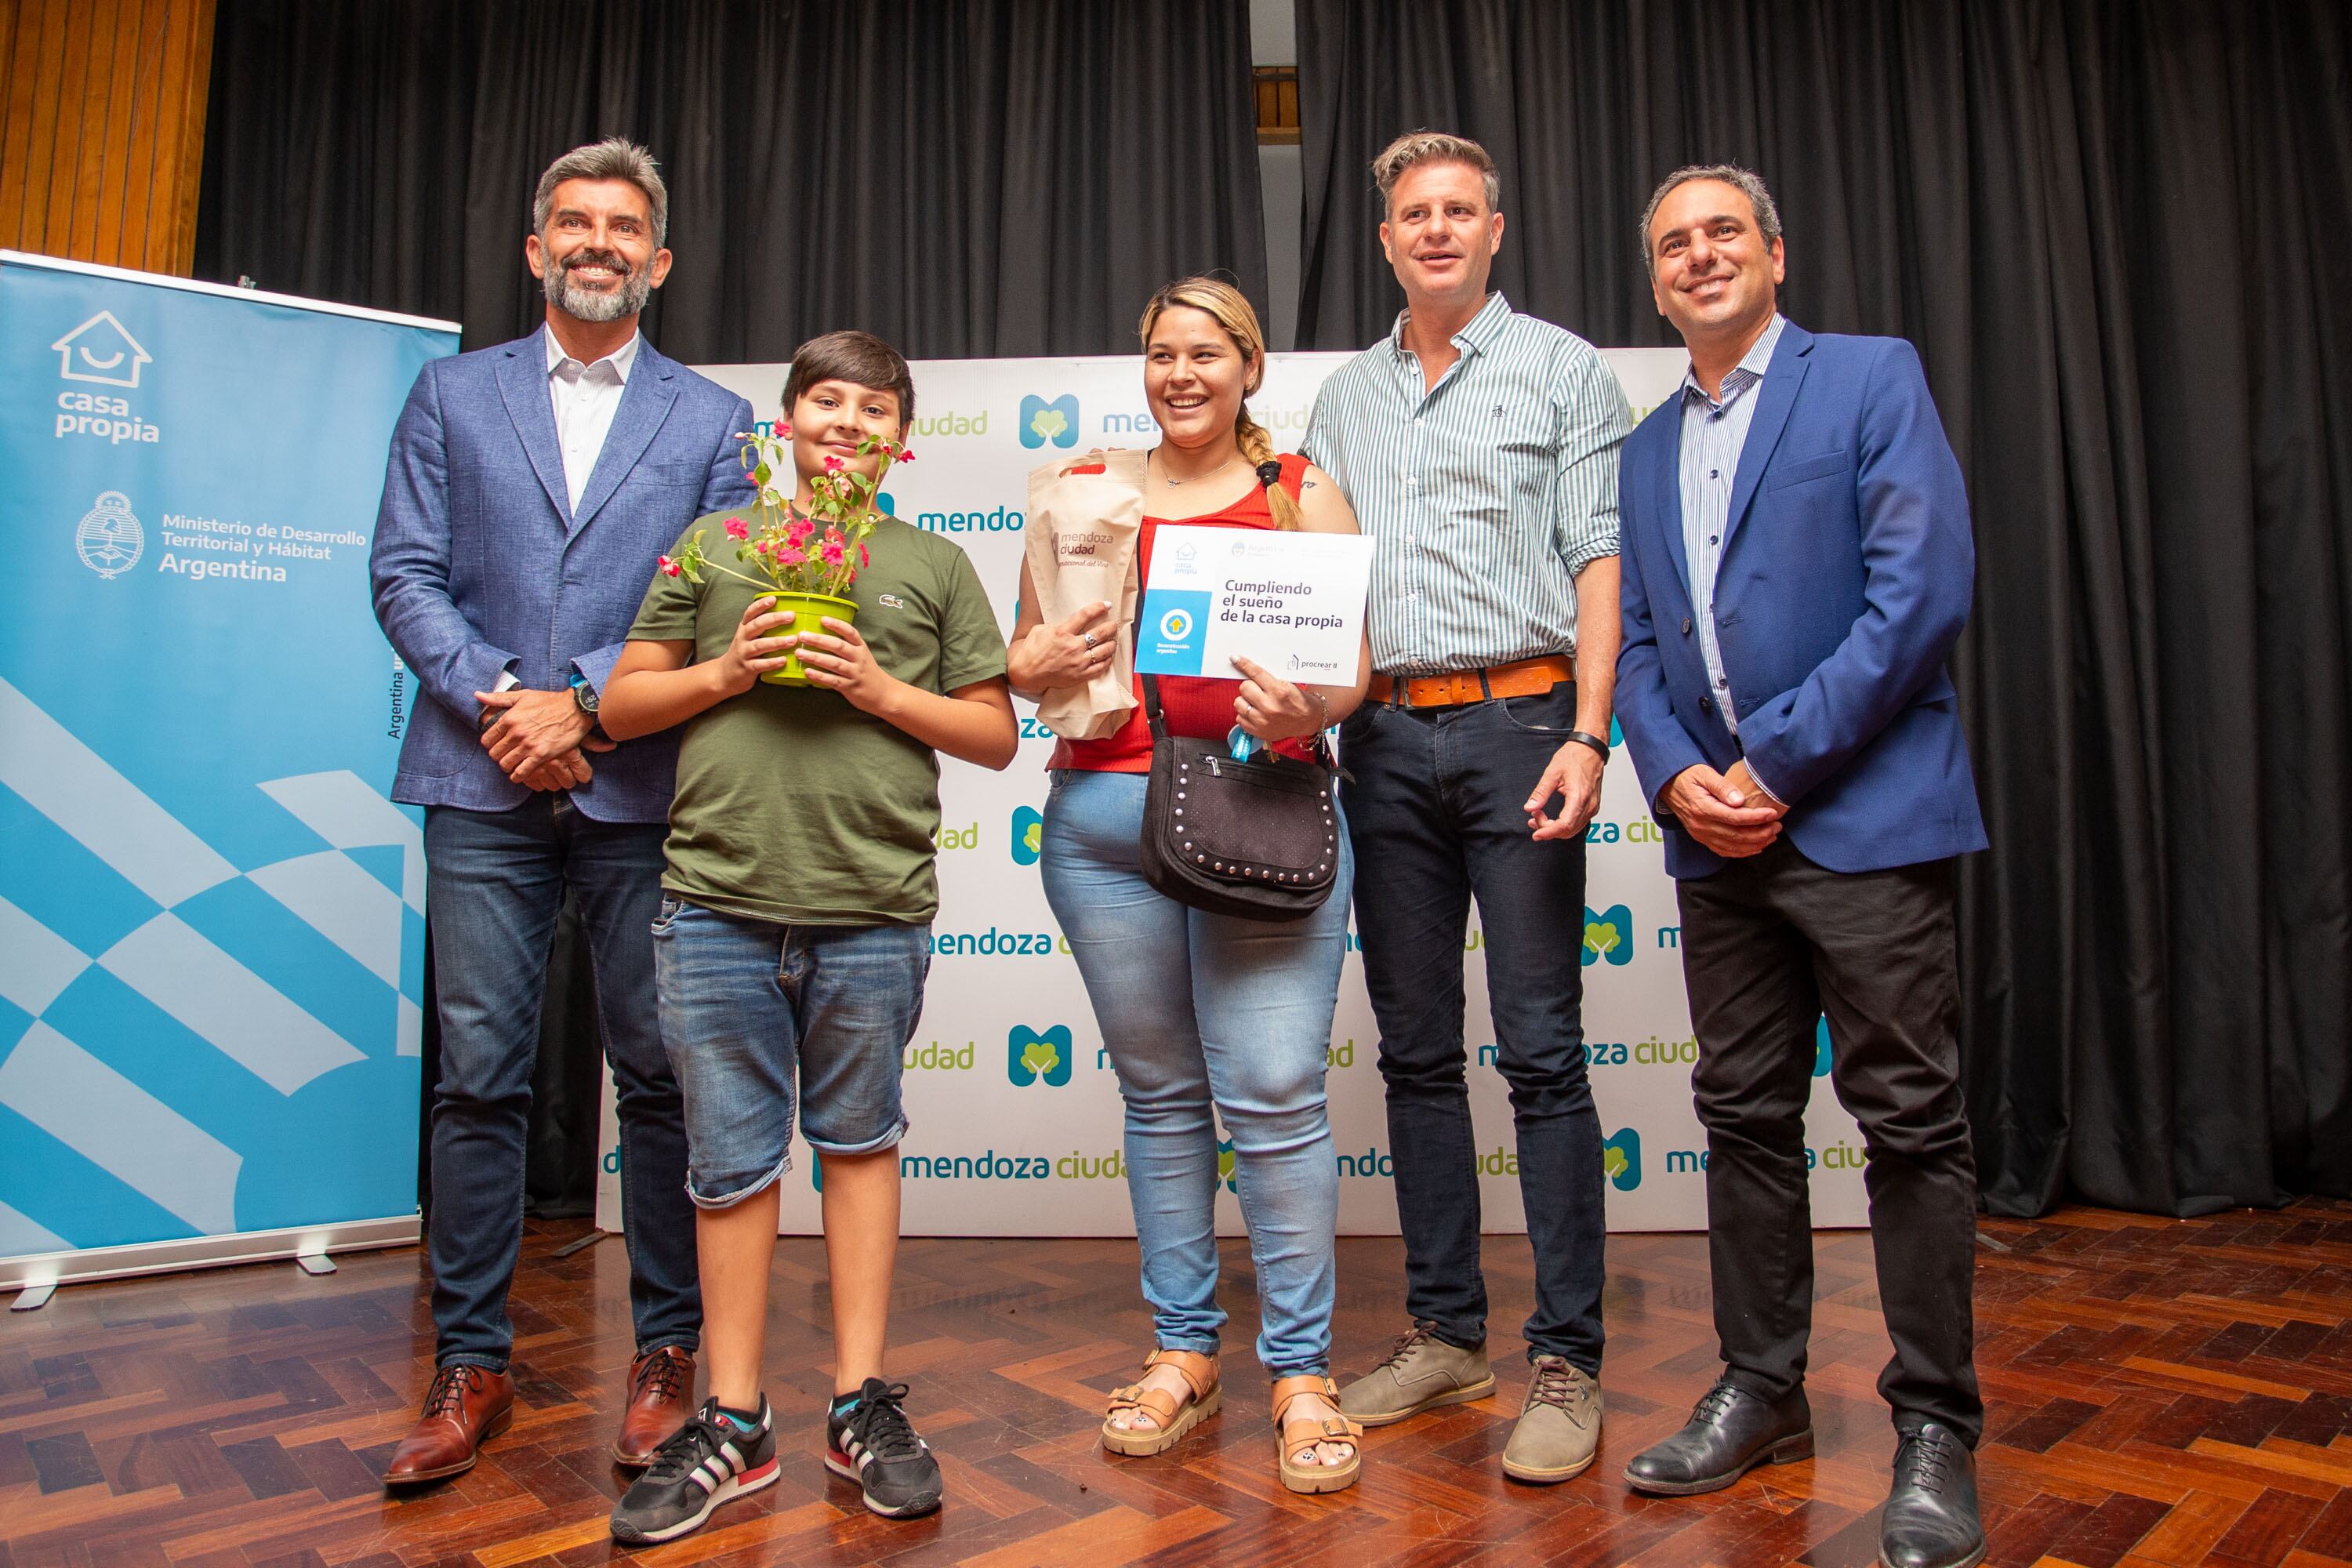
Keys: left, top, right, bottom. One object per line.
{"left": 1303, "top": 131, "right": 1631, "bottom": 1486}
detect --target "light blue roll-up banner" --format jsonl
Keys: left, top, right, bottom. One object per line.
{"left": 0, "top": 253, "right": 459, "bottom": 1290}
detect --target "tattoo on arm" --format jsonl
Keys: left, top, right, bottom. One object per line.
{"left": 1301, "top": 479, "right": 1318, "bottom": 489}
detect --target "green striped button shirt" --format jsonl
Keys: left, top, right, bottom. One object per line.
{"left": 1301, "top": 292, "right": 1632, "bottom": 676}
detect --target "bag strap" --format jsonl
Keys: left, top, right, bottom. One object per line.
{"left": 1150, "top": 670, "right": 1348, "bottom": 773}
{"left": 1142, "top": 673, "right": 1169, "bottom": 741}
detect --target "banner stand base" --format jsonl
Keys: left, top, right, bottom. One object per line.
{"left": 11, "top": 1282, "right": 56, "bottom": 1311}
{"left": 0, "top": 1214, "right": 419, "bottom": 1297}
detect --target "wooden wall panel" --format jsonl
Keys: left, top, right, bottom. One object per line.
{"left": 0, "top": 0, "right": 216, "bottom": 276}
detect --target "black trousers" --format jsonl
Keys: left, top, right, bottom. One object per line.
{"left": 1676, "top": 838, "right": 1982, "bottom": 1443}
{"left": 1339, "top": 683, "right": 1607, "bottom": 1370}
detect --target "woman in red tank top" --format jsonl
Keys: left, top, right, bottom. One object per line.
{"left": 1006, "top": 278, "right": 1374, "bottom": 1493}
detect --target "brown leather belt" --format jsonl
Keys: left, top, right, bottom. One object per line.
{"left": 1369, "top": 654, "right": 1573, "bottom": 708}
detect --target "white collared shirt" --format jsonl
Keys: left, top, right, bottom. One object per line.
{"left": 545, "top": 328, "right": 642, "bottom": 511}
{"left": 1675, "top": 313, "right": 1788, "bottom": 738}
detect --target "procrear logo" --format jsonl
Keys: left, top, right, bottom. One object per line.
{"left": 1582, "top": 904, "right": 1634, "bottom": 967}
{"left": 1019, "top": 393, "right": 1079, "bottom": 448}
{"left": 1158, "top": 607, "right": 1193, "bottom": 641}
{"left": 52, "top": 311, "right": 151, "bottom": 388}
{"left": 1602, "top": 1127, "right": 1642, "bottom": 1190}
{"left": 1216, "top": 1137, "right": 1238, "bottom": 1192}
{"left": 1011, "top": 804, "right": 1044, "bottom": 866}
{"left": 1007, "top": 1023, "right": 1073, "bottom": 1087}
{"left": 1813, "top": 1016, "right": 1832, "bottom": 1078}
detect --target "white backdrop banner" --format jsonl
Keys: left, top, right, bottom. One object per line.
{"left": 596, "top": 348, "right": 1870, "bottom": 1238}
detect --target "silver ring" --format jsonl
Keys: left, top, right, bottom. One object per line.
{"left": 1082, "top": 631, "right": 1098, "bottom": 650}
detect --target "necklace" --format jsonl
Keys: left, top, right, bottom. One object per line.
{"left": 1153, "top": 448, "right": 1242, "bottom": 488}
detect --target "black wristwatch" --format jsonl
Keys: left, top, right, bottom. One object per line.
{"left": 570, "top": 677, "right": 600, "bottom": 718}
{"left": 1564, "top": 728, "right": 1610, "bottom": 760}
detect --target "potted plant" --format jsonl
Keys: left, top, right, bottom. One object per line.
{"left": 659, "top": 423, "right": 911, "bottom": 685}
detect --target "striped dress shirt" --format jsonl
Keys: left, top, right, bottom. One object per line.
{"left": 1301, "top": 292, "right": 1631, "bottom": 675}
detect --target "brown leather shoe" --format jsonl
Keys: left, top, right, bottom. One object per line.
{"left": 611, "top": 1345, "right": 697, "bottom": 1467}
{"left": 383, "top": 1363, "right": 514, "bottom": 1484}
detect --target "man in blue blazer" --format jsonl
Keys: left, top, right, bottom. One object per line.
{"left": 369, "top": 139, "right": 755, "bottom": 1484}
{"left": 1613, "top": 165, "right": 1987, "bottom": 1568}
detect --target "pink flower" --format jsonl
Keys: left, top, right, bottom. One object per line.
{"left": 897, "top": 446, "right": 915, "bottom": 463}
{"left": 858, "top": 542, "right": 869, "bottom": 568}
{"left": 779, "top": 423, "right": 793, "bottom": 438}
{"left": 778, "top": 546, "right": 806, "bottom": 568}
{"left": 724, "top": 517, "right": 749, "bottom": 541}
{"left": 788, "top": 518, "right": 816, "bottom": 546}
{"left": 823, "top": 453, "right": 844, "bottom": 473}
{"left": 658, "top": 555, "right": 681, "bottom": 577}
{"left": 821, "top": 537, "right": 845, "bottom": 565}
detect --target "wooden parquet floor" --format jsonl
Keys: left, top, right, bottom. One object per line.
{"left": 5, "top": 1201, "right": 2350, "bottom": 1567}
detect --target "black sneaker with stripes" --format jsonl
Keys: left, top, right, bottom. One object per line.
{"left": 609, "top": 1396, "right": 777, "bottom": 1545}
{"left": 826, "top": 1377, "right": 943, "bottom": 1518}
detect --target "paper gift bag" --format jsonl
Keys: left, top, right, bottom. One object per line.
{"left": 1025, "top": 449, "right": 1147, "bottom": 740}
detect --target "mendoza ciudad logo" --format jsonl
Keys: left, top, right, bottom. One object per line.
{"left": 1007, "top": 1023, "right": 1074, "bottom": 1087}
{"left": 1010, "top": 804, "right": 1044, "bottom": 866}
{"left": 1019, "top": 393, "right": 1079, "bottom": 448}
{"left": 1582, "top": 904, "right": 1635, "bottom": 967}
{"left": 1602, "top": 1127, "right": 1642, "bottom": 1191}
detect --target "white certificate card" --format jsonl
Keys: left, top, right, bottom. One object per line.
{"left": 1134, "top": 525, "right": 1374, "bottom": 683}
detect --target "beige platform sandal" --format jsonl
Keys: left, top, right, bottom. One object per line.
{"left": 1272, "top": 1374, "right": 1363, "bottom": 1494}
{"left": 1101, "top": 1348, "right": 1221, "bottom": 1457}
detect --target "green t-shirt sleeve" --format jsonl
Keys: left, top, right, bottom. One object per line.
{"left": 935, "top": 543, "right": 1010, "bottom": 691}
{"left": 629, "top": 521, "right": 713, "bottom": 643}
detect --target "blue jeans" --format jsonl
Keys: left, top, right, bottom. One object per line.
{"left": 1338, "top": 683, "right": 1606, "bottom": 1373}
{"left": 1040, "top": 768, "right": 1352, "bottom": 1377}
{"left": 652, "top": 898, "right": 923, "bottom": 1207}
{"left": 423, "top": 800, "right": 699, "bottom": 1370}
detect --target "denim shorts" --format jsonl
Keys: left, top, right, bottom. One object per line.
{"left": 652, "top": 896, "right": 927, "bottom": 1207}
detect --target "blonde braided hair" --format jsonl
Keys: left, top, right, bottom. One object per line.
{"left": 1138, "top": 277, "right": 1302, "bottom": 531}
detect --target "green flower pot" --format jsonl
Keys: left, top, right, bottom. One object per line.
{"left": 758, "top": 590, "right": 858, "bottom": 686}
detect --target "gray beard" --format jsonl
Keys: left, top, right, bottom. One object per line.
{"left": 543, "top": 254, "right": 652, "bottom": 323}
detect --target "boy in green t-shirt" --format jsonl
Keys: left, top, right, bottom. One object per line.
{"left": 598, "top": 331, "right": 1014, "bottom": 1543}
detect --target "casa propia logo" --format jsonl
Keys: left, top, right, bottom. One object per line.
{"left": 1007, "top": 1023, "right": 1073, "bottom": 1087}
{"left": 1582, "top": 904, "right": 1635, "bottom": 967}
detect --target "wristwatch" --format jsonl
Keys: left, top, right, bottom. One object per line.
{"left": 1564, "top": 728, "right": 1610, "bottom": 760}
{"left": 568, "top": 673, "right": 606, "bottom": 740}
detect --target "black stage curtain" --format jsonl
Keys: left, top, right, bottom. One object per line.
{"left": 1297, "top": 0, "right": 2351, "bottom": 1217}
{"left": 195, "top": 0, "right": 1269, "bottom": 357}
{"left": 199, "top": 0, "right": 1269, "bottom": 1220}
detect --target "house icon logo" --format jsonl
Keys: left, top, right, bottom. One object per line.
{"left": 52, "top": 312, "right": 152, "bottom": 389}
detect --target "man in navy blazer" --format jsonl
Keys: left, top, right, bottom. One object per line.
{"left": 369, "top": 139, "right": 755, "bottom": 1484}
{"left": 1613, "top": 166, "right": 1987, "bottom": 1568}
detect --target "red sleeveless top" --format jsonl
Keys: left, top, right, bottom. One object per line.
{"left": 1051, "top": 453, "right": 1316, "bottom": 772}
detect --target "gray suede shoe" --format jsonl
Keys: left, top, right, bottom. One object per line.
{"left": 1501, "top": 1356, "right": 1602, "bottom": 1483}
{"left": 1338, "top": 1323, "right": 1496, "bottom": 1428}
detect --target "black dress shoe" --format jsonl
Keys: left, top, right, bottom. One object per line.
{"left": 1879, "top": 1424, "right": 1986, "bottom": 1568}
{"left": 1623, "top": 1380, "right": 1813, "bottom": 1496}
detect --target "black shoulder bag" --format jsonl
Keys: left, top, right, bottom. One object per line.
{"left": 1138, "top": 675, "right": 1341, "bottom": 921}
